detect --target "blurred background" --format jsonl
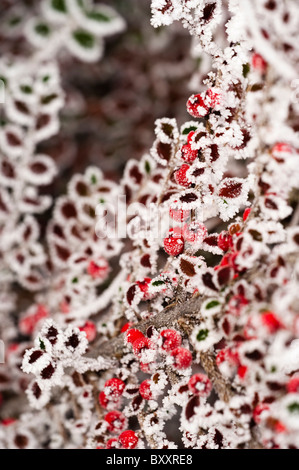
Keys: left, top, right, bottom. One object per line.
{"left": 0, "top": 0, "right": 198, "bottom": 191}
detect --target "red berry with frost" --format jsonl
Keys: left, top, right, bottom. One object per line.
{"left": 186, "top": 93, "right": 209, "bottom": 118}
{"left": 139, "top": 380, "right": 152, "bottom": 400}
{"left": 163, "top": 230, "right": 184, "bottom": 256}
{"left": 187, "top": 130, "right": 195, "bottom": 143}
{"left": 188, "top": 374, "right": 212, "bottom": 397}
{"left": 171, "top": 347, "right": 192, "bottom": 370}
{"left": 125, "top": 328, "right": 144, "bottom": 344}
{"left": 139, "top": 362, "right": 152, "bottom": 373}
{"left": 121, "top": 322, "right": 133, "bottom": 333}
{"left": 174, "top": 164, "right": 191, "bottom": 187}
{"left": 104, "top": 411, "right": 127, "bottom": 433}
{"left": 287, "top": 375, "right": 299, "bottom": 393}
{"left": 217, "top": 231, "right": 232, "bottom": 251}
{"left": 104, "top": 378, "right": 125, "bottom": 398}
{"left": 87, "top": 257, "right": 109, "bottom": 280}
{"left": 136, "top": 278, "right": 152, "bottom": 300}
{"left": 79, "top": 321, "right": 97, "bottom": 342}
{"left": 182, "top": 222, "right": 207, "bottom": 245}
{"left": 132, "top": 336, "right": 150, "bottom": 358}
{"left": 106, "top": 438, "right": 119, "bottom": 449}
{"left": 1, "top": 418, "right": 16, "bottom": 426}
{"left": 118, "top": 430, "right": 139, "bottom": 449}
{"left": 181, "top": 143, "right": 198, "bottom": 163}
{"left": 160, "top": 329, "right": 182, "bottom": 352}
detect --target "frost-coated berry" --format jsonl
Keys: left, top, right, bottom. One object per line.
{"left": 160, "top": 329, "right": 182, "bottom": 352}
{"left": 106, "top": 438, "right": 119, "bottom": 449}
{"left": 182, "top": 222, "right": 207, "bottom": 244}
{"left": 217, "top": 231, "right": 232, "bottom": 251}
{"left": 287, "top": 376, "right": 299, "bottom": 393}
{"left": 139, "top": 380, "right": 152, "bottom": 400}
{"left": 169, "top": 205, "right": 190, "bottom": 223}
{"left": 125, "top": 328, "right": 144, "bottom": 344}
{"left": 104, "top": 410, "right": 127, "bottom": 433}
{"left": 171, "top": 347, "right": 192, "bottom": 370}
{"left": 104, "top": 378, "right": 125, "bottom": 398}
{"left": 118, "top": 430, "right": 139, "bottom": 449}
{"left": 188, "top": 374, "right": 212, "bottom": 397}
{"left": 181, "top": 143, "right": 198, "bottom": 163}
{"left": 174, "top": 164, "right": 191, "bottom": 187}
{"left": 186, "top": 94, "right": 209, "bottom": 118}
{"left": 132, "top": 336, "right": 150, "bottom": 358}
{"left": 163, "top": 231, "right": 184, "bottom": 256}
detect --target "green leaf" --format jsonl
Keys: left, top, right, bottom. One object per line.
{"left": 72, "top": 29, "right": 95, "bottom": 49}
{"left": 39, "top": 338, "right": 46, "bottom": 350}
{"left": 41, "top": 94, "right": 58, "bottom": 105}
{"left": 288, "top": 402, "right": 299, "bottom": 414}
{"left": 206, "top": 300, "right": 220, "bottom": 310}
{"left": 152, "top": 280, "right": 165, "bottom": 286}
{"left": 35, "top": 23, "right": 50, "bottom": 37}
{"left": 196, "top": 329, "right": 209, "bottom": 341}
{"left": 9, "top": 16, "right": 21, "bottom": 26}
{"left": 87, "top": 11, "right": 110, "bottom": 22}
{"left": 145, "top": 161, "right": 151, "bottom": 174}
{"left": 91, "top": 174, "right": 97, "bottom": 184}
{"left": 51, "top": 0, "right": 67, "bottom": 13}
{"left": 182, "top": 126, "right": 197, "bottom": 135}
{"left": 242, "top": 63, "right": 250, "bottom": 78}
{"left": 72, "top": 277, "right": 78, "bottom": 284}
{"left": 20, "top": 85, "right": 33, "bottom": 94}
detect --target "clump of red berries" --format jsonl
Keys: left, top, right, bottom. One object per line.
{"left": 104, "top": 410, "right": 127, "bottom": 433}
{"left": 99, "top": 377, "right": 125, "bottom": 410}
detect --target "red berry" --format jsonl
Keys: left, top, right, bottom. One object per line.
{"left": 216, "top": 348, "right": 239, "bottom": 367}
{"left": 139, "top": 362, "right": 152, "bottom": 373}
{"left": 243, "top": 207, "right": 251, "bottom": 221}
{"left": 253, "top": 403, "right": 269, "bottom": 424}
{"left": 136, "top": 278, "right": 152, "bottom": 300}
{"left": 104, "top": 378, "right": 125, "bottom": 398}
{"left": 217, "top": 231, "right": 232, "bottom": 251}
{"left": 181, "top": 143, "right": 198, "bottom": 163}
{"left": 139, "top": 380, "right": 152, "bottom": 400}
{"left": 182, "top": 222, "right": 207, "bottom": 244}
{"left": 188, "top": 374, "right": 212, "bottom": 397}
{"left": 118, "top": 430, "right": 139, "bottom": 449}
{"left": 125, "top": 328, "right": 144, "bottom": 344}
{"left": 237, "top": 364, "right": 247, "bottom": 379}
{"left": 160, "top": 329, "right": 182, "bottom": 352}
{"left": 261, "top": 311, "right": 283, "bottom": 333}
{"left": 121, "top": 322, "right": 133, "bottom": 333}
{"left": 187, "top": 131, "right": 195, "bottom": 143}
{"left": 104, "top": 411, "right": 127, "bottom": 433}
{"left": 287, "top": 375, "right": 299, "bottom": 393}
{"left": 1, "top": 418, "right": 16, "bottom": 426}
{"left": 186, "top": 93, "right": 209, "bottom": 118}
{"left": 171, "top": 347, "right": 192, "bottom": 370}
{"left": 252, "top": 53, "right": 267, "bottom": 73}
{"left": 87, "top": 258, "right": 109, "bottom": 280}
{"left": 174, "top": 164, "right": 191, "bottom": 187}
{"left": 163, "top": 230, "right": 184, "bottom": 256}
{"left": 106, "top": 438, "right": 119, "bottom": 449}
{"left": 271, "top": 142, "right": 294, "bottom": 155}
{"left": 79, "top": 321, "right": 97, "bottom": 342}
{"left": 132, "top": 336, "right": 150, "bottom": 358}
{"left": 98, "top": 391, "right": 109, "bottom": 408}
